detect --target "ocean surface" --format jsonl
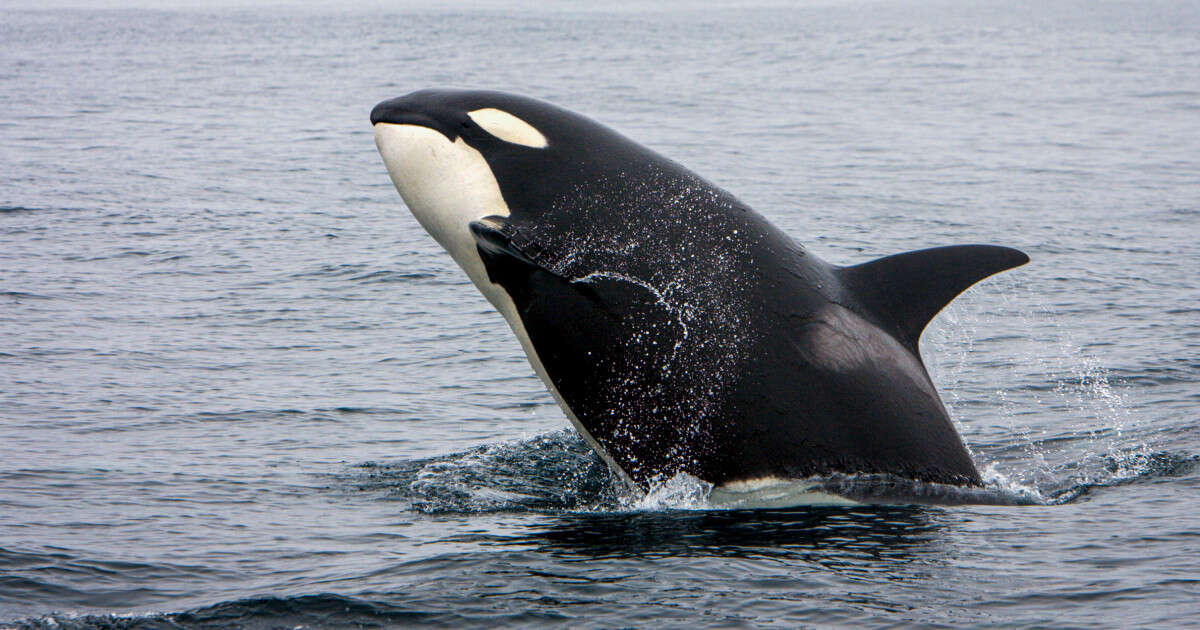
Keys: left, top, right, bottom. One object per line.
{"left": 2, "top": 1, "right": 1198, "bottom": 627}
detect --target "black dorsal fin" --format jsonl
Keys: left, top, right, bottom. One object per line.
{"left": 836, "top": 245, "right": 1029, "bottom": 352}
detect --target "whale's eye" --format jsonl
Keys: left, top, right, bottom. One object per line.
{"left": 466, "top": 108, "right": 548, "bottom": 149}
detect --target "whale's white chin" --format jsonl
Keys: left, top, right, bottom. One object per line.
{"left": 373, "top": 122, "right": 509, "bottom": 293}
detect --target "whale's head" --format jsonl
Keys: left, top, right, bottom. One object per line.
{"left": 372, "top": 90, "right": 542, "bottom": 287}
{"left": 371, "top": 89, "right": 634, "bottom": 290}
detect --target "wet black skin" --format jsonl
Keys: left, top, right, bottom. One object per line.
{"left": 372, "top": 89, "right": 1029, "bottom": 488}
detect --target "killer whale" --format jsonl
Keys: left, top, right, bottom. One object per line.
{"left": 371, "top": 89, "right": 1028, "bottom": 493}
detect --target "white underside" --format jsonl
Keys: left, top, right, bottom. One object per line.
{"left": 374, "top": 123, "right": 634, "bottom": 488}
{"left": 709, "top": 476, "right": 862, "bottom": 508}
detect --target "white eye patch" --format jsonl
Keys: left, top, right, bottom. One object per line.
{"left": 467, "top": 108, "right": 549, "bottom": 148}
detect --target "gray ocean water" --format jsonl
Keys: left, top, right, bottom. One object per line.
{"left": 2, "top": 1, "right": 1198, "bottom": 627}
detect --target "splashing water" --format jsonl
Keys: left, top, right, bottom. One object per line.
{"left": 339, "top": 426, "right": 1194, "bottom": 514}
{"left": 920, "top": 273, "right": 1184, "bottom": 502}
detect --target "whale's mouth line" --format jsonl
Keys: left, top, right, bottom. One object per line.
{"left": 371, "top": 111, "right": 457, "bottom": 142}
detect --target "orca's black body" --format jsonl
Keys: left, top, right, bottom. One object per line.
{"left": 372, "top": 90, "right": 1028, "bottom": 489}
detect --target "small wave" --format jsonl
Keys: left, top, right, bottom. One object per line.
{"left": 349, "top": 269, "right": 437, "bottom": 283}
{"left": 7, "top": 594, "right": 436, "bottom": 630}
{"left": 1132, "top": 90, "right": 1200, "bottom": 99}
{"left": 345, "top": 430, "right": 619, "bottom": 513}
{"left": 290, "top": 263, "right": 369, "bottom": 279}
{"left": 1038, "top": 450, "right": 1198, "bottom": 505}
{"left": 289, "top": 264, "right": 440, "bottom": 285}
{"left": 0, "top": 547, "right": 238, "bottom": 625}
{"left": 0, "top": 291, "right": 52, "bottom": 300}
